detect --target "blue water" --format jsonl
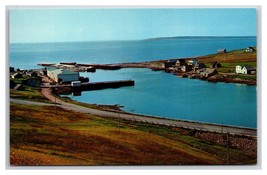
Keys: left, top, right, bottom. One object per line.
{"left": 9, "top": 37, "right": 257, "bottom": 128}
{"left": 10, "top": 37, "right": 256, "bottom": 69}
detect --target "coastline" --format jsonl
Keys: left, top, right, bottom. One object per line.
{"left": 114, "top": 61, "right": 257, "bottom": 86}
{"left": 10, "top": 98, "right": 257, "bottom": 138}
{"left": 40, "top": 85, "right": 257, "bottom": 137}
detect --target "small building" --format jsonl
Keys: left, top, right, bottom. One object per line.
{"left": 11, "top": 72, "right": 23, "bottom": 79}
{"left": 175, "top": 59, "right": 187, "bottom": 66}
{"left": 236, "top": 65, "right": 243, "bottom": 74}
{"left": 181, "top": 65, "right": 193, "bottom": 72}
{"left": 164, "top": 59, "right": 177, "bottom": 68}
{"left": 242, "top": 66, "right": 256, "bottom": 75}
{"left": 194, "top": 62, "right": 206, "bottom": 71}
{"left": 199, "top": 68, "right": 218, "bottom": 77}
{"left": 47, "top": 67, "right": 79, "bottom": 83}
{"left": 217, "top": 49, "right": 227, "bottom": 54}
{"left": 13, "top": 84, "right": 24, "bottom": 91}
{"left": 245, "top": 47, "right": 255, "bottom": 52}
{"left": 71, "top": 81, "right": 81, "bottom": 87}
{"left": 210, "top": 62, "right": 222, "bottom": 68}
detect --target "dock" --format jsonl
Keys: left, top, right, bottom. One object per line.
{"left": 80, "top": 80, "right": 134, "bottom": 90}
{"left": 42, "top": 80, "right": 135, "bottom": 92}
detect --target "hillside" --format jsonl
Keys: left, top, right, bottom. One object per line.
{"left": 10, "top": 103, "right": 256, "bottom": 165}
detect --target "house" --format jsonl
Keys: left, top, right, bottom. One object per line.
{"left": 245, "top": 47, "right": 255, "bottom": 52}
{"left": 236, "top": 65, "right": 243, "bottom": 74}
{"left": 13, "top": 84, "right": 24, "bottom": 91}
{"left": 210, "top": 62, "right": 222, "bottom": 68}
{"left": 242, "top": 66, "right": 256, "bottom": 75}
{"left": 199, "top": 68, "right": 218, "bottom": 77}
{"left": 181, "top": 65, "right": 193, "bottom": 72}
{"left": 217, "top": 49, "right": 227, "bottom": 54}
{"left": 47, "top": 67, "right": 79, "bottom": 83}
{"left": 175, "top": 59, "right": 187, "bottom": 66}
{"left": 164, "top": 59, "right": 177, "bottom": 68}
{"left": 11, "top": 72, "right": 23, "bottom": 79}
{"left": 236, "top": 65, "right": 256, "bottom": 75}
{"left": 194, "top": 62, "right": 206, "bottom": 71}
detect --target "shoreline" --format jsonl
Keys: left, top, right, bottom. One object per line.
{"left": 114, "top": 61, "right": 257, "bottom": 86}
{"left": 39, "top": 81, "right": 257, "bottom": 137}
{"left": 10, "top": 98, "right": 257, "bottom": 138}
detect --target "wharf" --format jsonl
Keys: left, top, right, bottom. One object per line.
{"left": 41, "top": 80, "right": 135, "bottom": 91}
{"left": 80, "top": 80, "right": 134, "bottom": 90}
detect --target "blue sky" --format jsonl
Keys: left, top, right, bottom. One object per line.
{"left": 9, "top": 8, "right": 256, "bottom": 43}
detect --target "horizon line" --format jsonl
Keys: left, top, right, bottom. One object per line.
{"left": 10, "top": 35, "right": 257, "bottom": 45}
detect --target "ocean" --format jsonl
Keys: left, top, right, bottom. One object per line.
{"left": 9, "top": 37, "right": 257, "bottom": 128}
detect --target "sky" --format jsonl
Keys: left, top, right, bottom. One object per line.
{"left": 9, "top": 8, "right": 257, "bottom": 43}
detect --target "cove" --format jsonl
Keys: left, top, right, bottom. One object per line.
{"left": 69, "top": 68, "right": 257, "bottom": 128}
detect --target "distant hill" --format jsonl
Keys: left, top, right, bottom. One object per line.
{"left": 143, "top": 36, "right": 256, "bottom": 41}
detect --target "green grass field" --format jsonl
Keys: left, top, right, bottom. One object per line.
{"left": 10, "top": 103, "right": 256, "bottom": 165}
{"left": 10, "top": 86, "right": 49, "bottom": 103}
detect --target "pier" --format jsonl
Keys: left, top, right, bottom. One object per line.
{"left": 80, "top": 80, "right": 134, "bottom": 91}
{"left": 41, "top": 80, "right": 135, "bottom": 92}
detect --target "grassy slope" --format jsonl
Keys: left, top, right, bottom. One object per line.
{"left": 10, "top": 103, "right": 256, "bottom": 166}
{"left": 197, "top": 49, "right": 256, "bottom": 63}
{"left": 10, "top": 86, "right": 49, "bottom": 103}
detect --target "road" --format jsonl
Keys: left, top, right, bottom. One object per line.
{"left": 10, "top": 98, "right": 257, "bottom": 138}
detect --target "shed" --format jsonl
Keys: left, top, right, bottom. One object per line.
{"left": 71, "top": 81, "right": 81, "bottom": 87}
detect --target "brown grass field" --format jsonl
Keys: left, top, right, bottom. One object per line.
{"left": 10, "top": 103, "right": 256, "bottom": 166}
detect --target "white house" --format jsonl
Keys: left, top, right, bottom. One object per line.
{"left": 236, "top": 65, "right": 243, "bottom": 74}
{"left": 47, "top": 67, "right": 79, "bottom": 83}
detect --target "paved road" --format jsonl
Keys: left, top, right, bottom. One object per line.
{"left": 10, "top": 98, "right": 257, "bottom": 137}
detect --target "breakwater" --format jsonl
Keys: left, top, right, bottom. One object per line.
{"left": 80, "top": 80, "right": 134, "bottom": 91}
{"left": 45, "top": 80, "right": 135, "bottom": 95}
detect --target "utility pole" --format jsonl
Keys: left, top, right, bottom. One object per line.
{"left": 226, "top": 130, "right": 230, "bottom": 164}
{"left": 54, "top": 88, "right": 57, "bottom": 114}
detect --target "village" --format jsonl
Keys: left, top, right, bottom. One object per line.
{"left": 9, "top": 46, "right": 257, "bottom": 94}
{"left": 157, "top": 47, "right": 257, "bottom": 84}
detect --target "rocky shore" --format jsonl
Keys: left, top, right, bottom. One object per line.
{"left": 115, "top": 61, "right": 257, "bottom": 86}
